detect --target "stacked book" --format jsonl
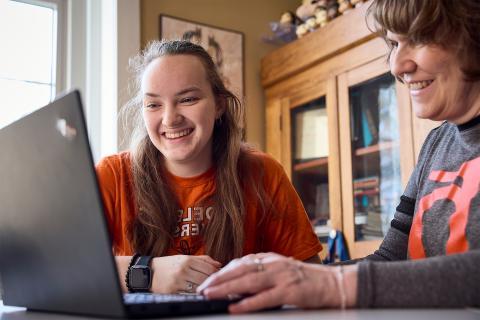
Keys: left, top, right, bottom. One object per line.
{"left": 362, "top": 209, "right": 383, "bottom": 238}
{"left": 353, "top": 176, "right": 383, "bottom": 239}
{"left": 353, "top": 176, "right": 379, "bottom": 202}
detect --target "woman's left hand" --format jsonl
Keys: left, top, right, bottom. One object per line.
{"left": 197, "top": 252, "right": 358, "bottom": 314}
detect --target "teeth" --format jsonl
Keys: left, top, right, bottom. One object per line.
{"left": 164, "top": 129, "right": 192, "bottom": 139}
{"left": 408, "top": 80, "right": 433, "bottom": 90}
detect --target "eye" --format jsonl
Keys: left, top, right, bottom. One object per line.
{"left": 386, "top": 39, "right": 399, "bottom": 49}
{"left": 180, "top": 97, "right": 199, "bottom": 105}
{"left": 144, "top": 102, "right": 161, "bottom": 109}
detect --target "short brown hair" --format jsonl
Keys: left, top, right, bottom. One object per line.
{"left": 367, "top": 0, "right": 480, "bottom": 81}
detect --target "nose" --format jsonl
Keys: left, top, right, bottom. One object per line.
{"left": 162, "top": 104, "right": 183, "bottom": 127}
{"left": 389, "top": 44, "right": 417, "bottom": 82}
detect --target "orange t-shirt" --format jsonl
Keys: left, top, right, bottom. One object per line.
{"left": 96, "top": 151, "right": 321, "bottom": 261}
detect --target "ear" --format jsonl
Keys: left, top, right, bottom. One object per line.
{"left": 215, "top": 96, "right": 226, "bottom": 119}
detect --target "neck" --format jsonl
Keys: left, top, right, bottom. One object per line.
{"left": 450, "top": 83, "right": 480, "bottom": 125}
{"left": 451, "top": 98, "right": 480, "bottom": 125}
{"left": 166, "top": 161, "right": 212, "bottom": 178}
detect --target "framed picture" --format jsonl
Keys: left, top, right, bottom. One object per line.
{"left": 159, "top": 15, "right": 244, "bottom": 99}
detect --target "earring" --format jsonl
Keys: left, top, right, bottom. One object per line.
{"left": 215, "top": 116, "right": 223, "bottom": 125}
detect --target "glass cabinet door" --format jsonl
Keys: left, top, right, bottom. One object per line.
{"left": 290, "top": 97, "right": 330, "bottom": 242}
{"left": 339, "top": 58, "right": 414, "bottom": 258}
{"left": 349, "top": 73, "right": 401, "bottom": 241}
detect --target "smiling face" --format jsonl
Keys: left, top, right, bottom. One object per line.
{"left": 387, "top": 32, "right": 480, "bottom": 124}
{"left": 141, "top": 54, "right": 222, "bottom": 177}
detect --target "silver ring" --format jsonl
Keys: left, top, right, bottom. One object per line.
{"left": 253, "top": 258, "right": 264, "bottom": 272}
{"left": 186, "top": 281, "right": 194, "bottom": 292}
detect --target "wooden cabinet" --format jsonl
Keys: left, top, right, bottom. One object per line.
{"left": 261, "top": 2, "right": 438, "bottom": 258}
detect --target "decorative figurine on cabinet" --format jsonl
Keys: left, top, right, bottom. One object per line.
{"left": 280, "top": 10, "right": 303, "bottom": 26}
{"left": 326, "top": 0, "right": 339, "bottom": 20}
{"left": 315, "top": 6, "right": 329, "bottom": 27}
{"left": 296, "top": 0, "right": 318, "bottom": 21}
{"left": 295, "top": 23, "right": 310, "bottom": 38}
{"left": 305, "top": 15, "right": 320, "bottom": 31}
{"left": 338, "top": 0, "right": 353, "bottom": 14}
{"left": 262, "top": 11, "right": 302, "bottom": 44}
{"left": 350, "top": 0, "right": 366, "bottom": 7}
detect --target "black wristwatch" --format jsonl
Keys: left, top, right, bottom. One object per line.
{"left": 126, "top": 255, "right": 153, "bottom": 293}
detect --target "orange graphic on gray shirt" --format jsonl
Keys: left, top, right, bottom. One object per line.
{"left": 409, "top": 156, "right": 480, "bottom": 259}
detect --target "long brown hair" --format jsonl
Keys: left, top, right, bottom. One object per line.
{"left": 121, "top": 40, "right": 265, "bottom": 264}
{"left": 367, "top": 0, "right": 480, "bottom": 81}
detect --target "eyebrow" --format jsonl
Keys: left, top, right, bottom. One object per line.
{"left": 143, "top": 86, "right": 201, "bottom": 98}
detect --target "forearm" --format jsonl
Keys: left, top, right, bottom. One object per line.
{"left": 357, "top": 250, "right": 480, "bottom": 307}
{"left": 343, "top": 264, "right": 358, "bottom": 307}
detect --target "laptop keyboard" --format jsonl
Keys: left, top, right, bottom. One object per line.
{"left": 124, "top": 293, "right": 207, "bottom": 304}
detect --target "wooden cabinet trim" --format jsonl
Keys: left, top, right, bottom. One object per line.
{"left": 326, "top": 77, "right": 343, "bottom": 232}
{"left": 265, "top": 99, "right": 282, "bottom": 162}
{"left": 346, "top": 56, "right": 389, "bottom": 86}
{"left": 337, "top": 73, "right": 356, "bottom": 249}
{"left": 264, "top": 37, "right": 388, "bottom": 101}
{"left": 281, "top": 98, "right": 292, "bottom": 179}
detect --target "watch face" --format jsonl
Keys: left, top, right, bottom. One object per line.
{"left": 130, "top": 265, "right": 152, "bottom": 290}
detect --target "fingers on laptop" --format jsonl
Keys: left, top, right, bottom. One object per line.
{"left": 198, "top": 253, "right": 279, "bottom": 292}
{"left": 194, "top": 255, "right": 222, "bottom": 273}
{"left": 151, "top": 255, "right": 221, "bottom": 293}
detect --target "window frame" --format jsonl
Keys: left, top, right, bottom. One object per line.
{"left": 11, "top": 0, "right": 68, "bottom": 95}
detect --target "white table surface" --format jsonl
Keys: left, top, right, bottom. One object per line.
{"left": 2, "top": 301, "right": 480, "bottom": 320}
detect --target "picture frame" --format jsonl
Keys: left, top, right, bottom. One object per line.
{"left": 159, "top": 14, "right": 245, "bottom": 99}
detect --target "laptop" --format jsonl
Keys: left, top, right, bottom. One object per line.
{"left": 0, "top": 90, "right": 237, "bottom": 318}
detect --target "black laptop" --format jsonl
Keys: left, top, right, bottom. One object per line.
{"left": 0, "top": 90, "right": 236, "bottom": 318}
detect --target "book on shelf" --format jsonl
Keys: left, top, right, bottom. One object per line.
{"left": 353, "top": 176, "right": 380, "bottom": 206}
{"left": 353, "top": 175, "right": 379, "bottom": 186}
{"left": 294, "top": 108, "right": 329, "bottom": 160}
{"left": 355, "top": 212, "right": 368, "bottom": 225}
{"left": 354, "top": 188, "right": 380, "bottom": 196}
{"left": 361, "top": 107, "right": 379, "bottom": 147}
{"left": 361, "top": 210, "right": 383, "bottom": 238}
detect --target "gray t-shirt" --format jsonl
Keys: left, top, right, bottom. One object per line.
{"left": 357, "top": 116, "right": 480, "bottom": 307}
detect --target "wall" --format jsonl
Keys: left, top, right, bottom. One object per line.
{"left": 140, "top": 0, "right": 300, "bottom": 151}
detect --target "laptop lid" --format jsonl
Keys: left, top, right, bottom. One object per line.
{"left": 0, "top": 91, "right": 126, "bottom": 317}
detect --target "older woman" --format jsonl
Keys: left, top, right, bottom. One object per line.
{"left": 198, "top": 0, "right": 480, "bottom": 312}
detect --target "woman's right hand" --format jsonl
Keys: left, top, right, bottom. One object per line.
{"left": 151, "top": 255, "right": 222, "bottom": 294}
{"left": 198, "top": 252, "right": 358, "bottom": 313}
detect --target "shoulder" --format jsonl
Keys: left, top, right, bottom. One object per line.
{"left": 96, "top": 151, "right": 131, "bottom": 171}
{"left": 424, "top": 121, "right": 446, "bottom": 141}
{"left": 239, "top": 147, "right": 288, "bottom": 186}
{"left": 416, "top": 122, "right": 447, "bottom": 162}
{"left": 96, "top": 151, "right": 132, "bottom": 182}
{"left": 406, "top": 121, "right": 456, "bottom": 196}
{"left": 240, "top": 146, "right": 284, "bottom": 171}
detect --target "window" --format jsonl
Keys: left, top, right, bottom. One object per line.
{"left": 0, "top": 0, "right": 65, "bottom": 128}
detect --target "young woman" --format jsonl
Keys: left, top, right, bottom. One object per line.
{"left": 96, "top": 40, "right": 322, "bottom": 294}
{"left": 199, "top": 0, "right": 480, "bottom": 312}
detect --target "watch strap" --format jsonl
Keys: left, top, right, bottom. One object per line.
{"left": 134, "top": 255, "right": 152, "bottom": 267}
